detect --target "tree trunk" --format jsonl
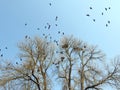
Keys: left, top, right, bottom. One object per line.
{"left": 81, "top": 70, "right": 84, "bottom": 90}
{"left": 43, "top": 73, "right": 47, "bottom": 90}
{"left": 68, "top": 61, "right": 72, "bottom": 90}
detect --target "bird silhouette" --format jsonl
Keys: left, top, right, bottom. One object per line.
{"left": 105, "top": 8, "right": 107, "bottom": 11}
{"left": 106, "top": 24, "right": 108, "bottom": 27}
{"left": 1, "top": 54, "right": 3, "bottom": 57}
{"left": 102, "top": 12, "right": 104, "bottom": 15}
{"left": 93, "top": 19, "right": 95, "bottom": 22}
{"left": 62, "top": 32, "right": 64, "bottom": 35}
{"left": 5, "top": 47, "right": 7, "bottom": 49}
{"left": 16, "top": 62, "right": 18, "bottom": 64}
{"left": 86, "top": 14, "right": 90, "bottom": 16}
{"left": 20, "top": 58, "right": 22, "bottom": 61}
{"left": 37, "top": 28, "right": 40, "bottom": 30}
{"left": 108, "top": 7, "right": 111, "bottom": 9}
{"left": 55, "top": 16, "right": 58, "bottom": 21}
{"left": 58, "top": 31, "right": 60, "bottom": 34}
{"left": 25, "top": 35, "right": 28, "bottom": 39}
{"left": 25, "top": 23, "right": 27, "bottom": 26}
{"left": 90, "top": 7, "right": 92, "bottom": 9}
{"left": 49, "top": 3, "right": 52, "bottom": 6}
{"left": 44, "top": 26, "right": 47, "bottom": 29}
{"left": 50, "top": 36, "right": 52, "bottom": 39}
{"left": 0, "top": 49, "right": 1, "bottom": 51}
{"left": 48, "top": 25, "right": 51, "bottom": 29}
{"left": 55, "top": 24, "right": 58, "bottom": 26}
{"left": 108, "top": 20, "right": 110, "bottom": 24}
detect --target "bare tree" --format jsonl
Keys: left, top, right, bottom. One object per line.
{"left": 0, "top": 35, "right": 120, "bottom": 90}
{"left": 0, "top": 36, "right": 55, "bottom": 90}
{"left": 56, "top": 35, "right": 120, "bottom": 90}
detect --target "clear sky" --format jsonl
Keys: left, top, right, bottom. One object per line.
{"left": 0, "top": 0, "right": 120, "bottom": 90}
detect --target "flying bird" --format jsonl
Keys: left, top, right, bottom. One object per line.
{"left": 105, "top": 8, "right": 107, "bottom": 11}
{"left": 1, "top": 54, "right": 3, "bottom": 57}
{"left": 25, "top": 35, "right": 28, "bottom": 39}
{"left": 93, "top": 19, "right": 95, "bottom": 22}
{"left": 49, "top": 3, "right": 52, "bottom": 6}
{"left": 16, "top": 62, "right": 18, "bottom": 64}
{"left": 89, "top": 7, "right": 92, "bottom": 9}
{"left": 58, "top": 31, "right": 60, "bottom": 34}
{"left": 55, "top": 16, "right": 58, "bottom": 21}
{"left": 108, "top": 7, "right": 111, "bottom": 9}
{"left": 25, "top": 23, "right": 27, "bottom": 26}
{"left": 106, "top": 24, "right": 108, "bottom": 27}
{"left": 5, "top": 47, "right": 7, "bottom": 49}
{"left": 108, "top": 20, "right": 110, "bottom": 24}
{"left": 102, "top": 12, "right": 104, "bottom": 15}
{"left": 55, "top": 24, "right": 58, "bottom": 26}
{"left": 44, "top": 26, "right": 47, "bottom": 29}
{"left": 86, "top": 14, "right": 90, "bottom": 16}
{"left": 37, "top": 28, "right": 40, "bottom": 30}
{"left": 48, "top": 25, "right": 51, "bottom": 29}
{"left": 20, "top": 58, "right": 22, "bottom": 61}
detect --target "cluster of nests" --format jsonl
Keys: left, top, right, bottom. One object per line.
{"left": 61, "top": 43, "right": 87, "bottom": 51}
{"left": 52, "top": 44, "right": 87, "bottom": 67}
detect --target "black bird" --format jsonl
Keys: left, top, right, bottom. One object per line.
{"left": 5, "top": 47, "right": 7, "bottom": 49}
{"left": 62, "top": 32, "right": 64, "bottom": 35}
{"left": 86, "top": 14, "right": 90, "bottom": 16}
{"left": 102, "top": 12, "right": 104, "bottom": 15}
{"left": 16, "top": 62, "right": 18, "bottom": 64}
{"left": 1, "top": 54, "right": 3, "bottom": 57}
{"left": 25, "top": 23, "right": 27, "bottom": 26}
{"left": 108, "top": 21, "right": 110, "bottom": 24}
{"left": 58, "top": 31, "right": 60, "bottom": 34}
{"left": 50, "top": 36, "right": 52, "bottom": 39}
{"left": 55, "top": 24, "right": 58, "bottom": 26}
{"left": 55, "top": 16, "right": 58, "bottom": 21}
{"left": 49, "top": 3, "right": 52, "bottom": 6}
{"left": 44, "top": 26, "right": 47, "bottom": 29}
{"left": 20, "top": 58, "right": 22, "bottom": 61}
{"left": 90, "top": 7, "right": 92, "bottom": 9}
{"left": 0, "top": 49, "right": 1, "bottom": 51}
{"left": 105, "top": 8, "right": 107, "bottom": 11}
{"left": 25, "top": 35, "right": 28, "bottom": 39}
{"left": 37, "top": 28, "right": 40, "bottom": 30}
{"left": 43, "top": 34, "right": 45, "bottom": 36}
{"left": 106, "top": 24, "right": 108, "bottom": 27}
{"left": 48, "top": 25, "right": 51, "bottom": 29}
{"left": 108, "top": 7, "right": 111, "bottom": 9}
{"left": 93, "top": 19, "right": 95, "bottom": 22}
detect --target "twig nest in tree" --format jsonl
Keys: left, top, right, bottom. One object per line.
{"left": 61, "top": 57, "right": 65, "bottom": 60}
{"left": 62, "top": 44, "right": 68, "bottom": 48}
{"left": 73, "top": 47, "right": 81, "bottom": 51}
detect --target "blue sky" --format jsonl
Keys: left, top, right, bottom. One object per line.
{"left": 0, "top": 0, "right": 120, "bottom": 90}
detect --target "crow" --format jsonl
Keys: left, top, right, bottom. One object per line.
{"left": 105, "top": 8, "right": 107, "bottom": 11}
{"left": 108, "top": 21, "right": 110, "bottom": 24}
{"left": 93, "top": 19, "right": 95, "bottom": 22}
{"left": 25, "top": 23, "right": 27, "bottom": 26}
{"left": 106, "top": 24, "right": 108, "bottom": 27}
{"left": 86, "top": 14, "right": 90, "bottom": 16}
{"left": 102, "top": 12, "right": 104, "bottom": 15}
{"left": 55, "top": 16, "right": 58, "bottom": 21}
{"left": 49, "top": 3, "right": 51, "bottom": 6}
{"left": 90, "top": 7, "right": 92, "bottom": 9}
